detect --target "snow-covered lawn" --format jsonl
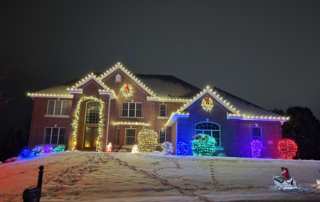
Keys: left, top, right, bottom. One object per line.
{"left": 0, "top": 152, "right": 319, "bottom": 201}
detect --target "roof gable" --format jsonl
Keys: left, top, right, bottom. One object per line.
{"left": 99, "top": 63, "right": 156, "bottom": 96}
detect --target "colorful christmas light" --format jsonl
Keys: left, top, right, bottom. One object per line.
{"left": 191, "top": 134, "right": 216, "bottom": 156}
{"left": 20, "top": 148, "right": 32, "bottom": 158}
{"left": 161, "top": 141, "right": 173, "bottom": 155}
{"left": 201, "top": 97, "right": 214, "bottom": 111}
{"left": 32, "top": 146, "right": 43, "bottom": 156}
{"left": 43, "top": 145, "right": 54, "bottom": 153}
{"left": 278, "top": 139, "right": 298, "bottom": 160}
{"left": 177, "top": 141, "right": 189, "bottom": 155}
{"left": 250, "top": 140, "right": 263, "bottom": 158}
{"left": 54, "top": 145, "right": 65, "bottom": 152}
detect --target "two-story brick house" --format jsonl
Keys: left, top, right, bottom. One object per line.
{"left": 28, "top": 63, "right": 288, "bottom": 158}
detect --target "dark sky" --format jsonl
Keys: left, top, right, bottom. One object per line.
{"left": 0, "top": 0, "right": 320, "bottom": 137}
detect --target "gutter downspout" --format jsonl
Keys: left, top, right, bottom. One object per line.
{"left": 106, "top": 97, "right": 111, "bottom": 149}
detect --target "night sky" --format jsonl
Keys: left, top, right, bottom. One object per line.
{"left": 0, "top": 0, "right": 320, "bottom": 138}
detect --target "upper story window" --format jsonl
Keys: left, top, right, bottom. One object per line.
{"left": 159, "top": 104, "right": 166, "bottom": 117}
{"left": 122, "top": 102, "right": 142, "bottom": 117}
{"left": 44, "top": 127, "right": 66, "bottom": 144}
{"left": 195, "top": 122, "right": 221, "bottom": 147}
{"left": 47, "top": 100, "right": 69, "bottom": 115}
{"left": 252, "top": 127, "right": 262, "bottom": 141}
{"left": 85, "top": 102, "right": 100, "bottom": 124}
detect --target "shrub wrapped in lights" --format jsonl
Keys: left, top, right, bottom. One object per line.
{"left": 250, "top": 140, "right": 263, "bottom": 158}
{"left": 191, "top": 134, "right": 216, "bottom": 156}
{"left": 20, "top": 148, "right": 32, "bottom": 158}
{"left": 177, "top": 141, "right": 189, "bottom": 155}
{"left": 161, "top": 141, "right": 173, "bottom": 155}
{"left": 278, "top": 139, "right": 298, "bottom": 160}
{"left": 54, "top": 145, "right": 65, "bottom": 152}
{"left": 32, "top": 145, "right": 43, "bottom": 155}
{"left": 43, "top": 145, "right": 54, "bottom": 153}
{"left": 137, "top": 128, "right": 158, "bottom": 152}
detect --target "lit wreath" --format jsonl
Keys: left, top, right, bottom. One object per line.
{"left": 201, "top": 97, "right": 213, "bottom": 111}
{"left": 120, "top": 84, "right": 133, "bottom": 98}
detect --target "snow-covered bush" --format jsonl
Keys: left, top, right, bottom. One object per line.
{"left": 191, "top": 134, "right": 216, "bottom": 156}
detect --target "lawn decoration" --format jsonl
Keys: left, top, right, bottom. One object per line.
{"left": 191, "top": 134, "right": 216, "bottom": 156}
{"left": 54, "top": 145, "right": 65, "bottom": 152}
{"left": 138, "top": 128, "right": 158, "bottom": 152}
{"left": 20, "top": 148, "right": 32, "bottom": 158}
{"left": 132, "top": 142, "right": 139, "bottom": 153}
{"left": 201, "top": 97, "right": 214, "bottom": 111}
{"left": 177, "top": 141, "right": 189, "bottom": 155}
{"left": 273, "top": 167, "right": 297, "bottom": 189}
{"left": 161, "top": 141, "right": 173, "bottom": 155}
{"left": 251, "top": 140, "right": 263, "bottom": 158}
{"left": 278, "top": 139, "right": 298, "bottom": 159}
{"left": 106, "top": 142, "right": 113, "bottom": 152}
{"left": 43, "top": 145, "right": 54, "bottom": 153}
{"left": 120, "top": 84, "right": 133, "bottom": 98}
{"left": 316, "top": 170, "right": 320, "bottom": 189}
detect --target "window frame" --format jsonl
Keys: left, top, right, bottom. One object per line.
{"left": 43, "top": 127, "right": 66, "bottom": 144}
{"left": 159, "top": 104, "right": 167, "bottom": 117}
{"left": 125, "top": 128, "right": 136, "bottom": 145}
{"left": 194, "top": 121, "right": 221, "bottom": 147}
{"left": 159, "top": 130, "right": 166, "bottom": 144}
{"left": 84, "top": 101, "right": 100, "bottom": 124}
{"left": 252, "top": 127, "right": 263, "bottom": 142}
{"left": 46, "top": 100, "right": 69, "bottom": 116}
{"left": 121, "top": 102, "right": 142, "bottom": 117}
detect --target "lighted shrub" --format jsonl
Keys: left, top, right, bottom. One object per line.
{"left": 54, "top": 145, "right": 65, "bottom": 152}
{"left": 20, "top": 148, "right": 32, "bottom": 158}
{"left": 278, "top": 139, "right": 298, "bottom": 160}
{"left": 177, "top": 141, "right": 189, "bottom": 155}
{"left": 161, "top": 141, "right": 173, "bottom": 155}
{"left": 250, "top": 140, "right": 263, "bottom": 158}
{"left": 191, "top": 134, "right": 216, "bottom": 156}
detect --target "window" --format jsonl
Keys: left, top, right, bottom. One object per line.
{"left": 159, "top": 104, "right": 166, "bottom": 117}
{"left": 47, "top": 100, "right": 69, "bottom": 115}
{"left": 159, "top": 130, "right": 166, "bottom": 143}
{"left": 195, "top": 122, "right": 221, "bottom": 147}
{"left": 85, "top": 102, "right": 100, "bottom": 124}
{"left": 44, "top": 128, "right": 66, "bottom": 144}
{"left": 125, "top": 129, "right": 136, "bottom": 145}
{"left": 252, "top": 127, "right": 262, "bottom": 141}
{"left": 122, "top": 102, "right": 142, "bottom": 117}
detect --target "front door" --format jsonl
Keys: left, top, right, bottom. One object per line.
{"left": 83, "top": 126, "right": 98, "bottom": 150}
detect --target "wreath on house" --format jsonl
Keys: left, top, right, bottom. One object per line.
{"left": 201, "top": 97, "right": 213, "bottom": 111}
{"left": 120, "top": 84, "right": 133, "bottom": 98}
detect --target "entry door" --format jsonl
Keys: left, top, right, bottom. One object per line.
{"left": 83, "top": 127, "right": 98, "bottom": 150}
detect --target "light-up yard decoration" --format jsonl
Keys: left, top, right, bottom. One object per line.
{"left": 161, "top": 141, "right": 173, "bottom": 155}
{"left": 251, "top": 140, "right": 263, "bottom": 158}
{"left": 106, "top": 142, "right": 113, "bottom": 152}
{"left": 191, "top": 134, "right": 216, "bottom": 156}
{"left": 43, "top": 145, "right": 54, "bottom": 153}
{"left": 132, "top": 142, "right": 139, "bottom": 153}
{"left": 278, "top": 139, "right": 298, "bottom": 160}
{"left": 201, "top": 97, "right": 214, "bottom": 111}
{"left": 138, "top": 128, "right": 158, "bottom": 152}
{"left": 32, "top": 145, "right": 43, "bottom": 156}
{"left": 120, "top": 84, "right": 133, "bottom": 98}
{"left": 54, "top": 145, "right": 65, "bottom": 152}
{"left": 177, "top": 141, "right": 189, "bottom": 155}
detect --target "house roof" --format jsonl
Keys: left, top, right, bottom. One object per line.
{"left": 28, "top": 64, "right": 286, "bottom": 120}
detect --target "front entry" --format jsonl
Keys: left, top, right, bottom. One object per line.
{"left": 83, "top": 126, "right": 98, "bottom": 150}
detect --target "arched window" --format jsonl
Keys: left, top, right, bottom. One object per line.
{"left": 85, "top": 102, "right": 100, "bottom": 124}
{"left": 195, "top": 122, "right": 221, "bottom": 147}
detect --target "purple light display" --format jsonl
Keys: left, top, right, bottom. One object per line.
{"left": 250, "top": 140, "right": 263, "bottom": 158}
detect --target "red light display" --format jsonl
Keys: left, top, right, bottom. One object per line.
{"left": 278, "top": 139, "right": 298, "bottom": 160}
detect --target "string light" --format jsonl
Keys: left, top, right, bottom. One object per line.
{"left": 161, "top": 142, "right": 174, "bottom": 155}
{"left": 278, "top": 139, "right": 298, "bottom": 160}
{"left": 191, "top": 134, "right": 216, "bottom": 156}
{"left": 177, "top": 141, "right": 189, "bottom": 155}
{"left": 251, "top": 140, "right": 263, "bottom": 158}
{"left": 137, "top": 128, "right": 158, "bottom": 152}
{"left": 72, "top": 96, "right": 104, "bottom": 152}
{"left": 113, "top": 122, "right": 150, "bottom": 126}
